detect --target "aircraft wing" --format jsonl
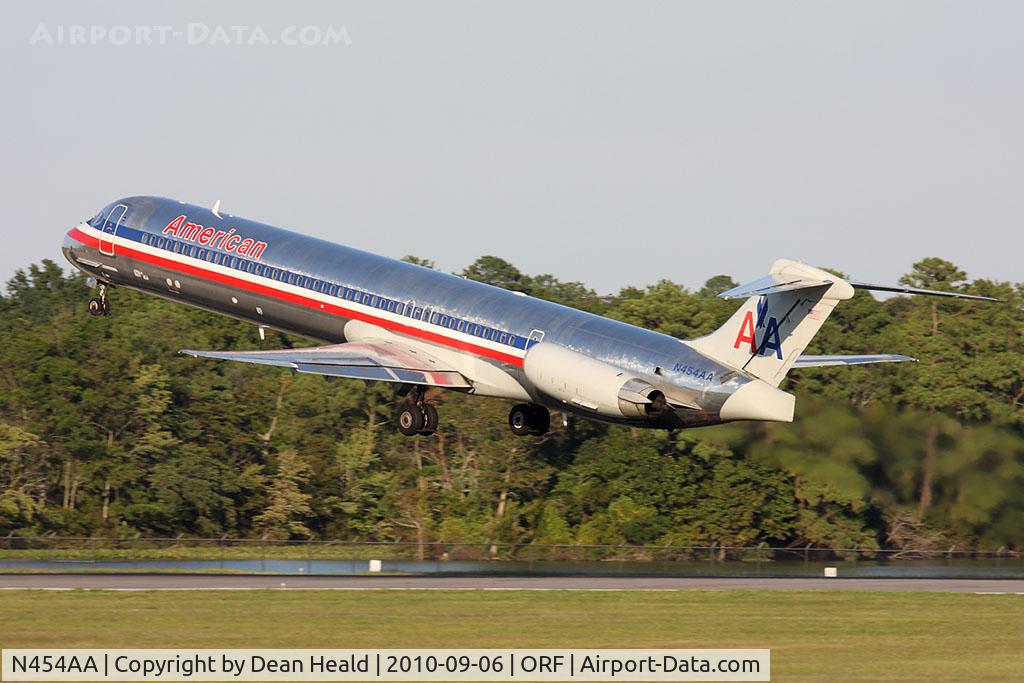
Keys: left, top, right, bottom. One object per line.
{"left": 792, "top": 354, "right": 916, "bottom": 368}
{"left": 180, "top": 340, "right": 472, "bottom": 388}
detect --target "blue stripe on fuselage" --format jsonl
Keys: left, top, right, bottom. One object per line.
{"left": 95, "top": 196, "right": 699, "bottom": 376}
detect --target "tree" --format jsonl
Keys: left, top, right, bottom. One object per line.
{"left": 401, "top": 255, "right": 435, "bottom": 270}
{"left": 461, "top": 256, "right": 528, "bottom": 292}
{"left": 254, "top": 449, "right": 313, "bottom": 539}
{"left": 699, "top": 275, "right": 738, "bottom": 298}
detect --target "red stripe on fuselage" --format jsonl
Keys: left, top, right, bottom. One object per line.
{"left": 66, "top": 227, "right": 525, "bottom": 367}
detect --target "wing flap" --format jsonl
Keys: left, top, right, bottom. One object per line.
{"left": 793, "top": 354, "right": 916, "bottom": 368}
{"left": 181, "top": 341, "right": 472, "bottom": 388}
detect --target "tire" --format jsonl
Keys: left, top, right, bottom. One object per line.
{"left": 88, "top": 298, "right": 103, "bottom": 317}
{"left": 419, "top": 403, "right": 439, "bottom": 435}
{"left": 528, "top": 405, "right": 550, "bottom": 435}
{"left": 397, "top": 403, "right": 425, "bottom": 436}
{"left": 508, "top": 404, "right": 534, "bottom": 436}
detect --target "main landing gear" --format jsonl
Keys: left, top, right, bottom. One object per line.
{"left": 88, "top": 284, "right": 111, "bottom": 317}
{"left": 395, "top": 387, "right": 439, "bottom": 436}
{"left": 508, "top": 404, "right": 550, "bottom": 436}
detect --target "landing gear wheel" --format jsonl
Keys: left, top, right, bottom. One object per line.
{"left": 528, "top": 405, "right": 550, "bottom": 435}
{"left": 419, "top": 403, "right": 439, "bottom": 435}
{"left": 88, "top": 284, "right": 111, "bottom": 317}
{"left": 397, "top": 403, "right": 425, "bottom": 436}
{"left": 509, "top": 404, "right": 538, "bottom": 436}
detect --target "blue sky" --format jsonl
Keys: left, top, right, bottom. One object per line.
{"left": 3, "top": 1, "right": 1021, "bottom": 293}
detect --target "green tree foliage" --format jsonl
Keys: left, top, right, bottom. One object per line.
{"left": 0, "top": 257, "right": 1022, "bottom": 552}
{"left": 254, "top": 449, "right": 313, "bottom": 539}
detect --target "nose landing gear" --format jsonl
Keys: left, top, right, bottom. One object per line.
{"left": 88, "top": 284, "right": 111, "bottom": 317}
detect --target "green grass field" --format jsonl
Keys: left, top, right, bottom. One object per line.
{"left": 1, "top": 589, "right": 1021, "bottom": 681}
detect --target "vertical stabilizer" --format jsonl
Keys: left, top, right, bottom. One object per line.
{"left": 686, "top": 259, "right": 854, "bottom": 386}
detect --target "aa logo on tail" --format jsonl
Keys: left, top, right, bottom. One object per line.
{"left": 733, "top": 297, "right": 783, "bottom": 359}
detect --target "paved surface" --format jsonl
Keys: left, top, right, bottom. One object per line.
{"left": 1, "top": 574, "right": 1023, "bottom": 592}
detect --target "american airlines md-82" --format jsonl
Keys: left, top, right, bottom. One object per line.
{"left": 62, "top": 197, "right": 994, "bottom": 436}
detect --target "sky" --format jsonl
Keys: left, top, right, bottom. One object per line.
{"left": 2, "top": 1, "right": 1022, "bottom": 295}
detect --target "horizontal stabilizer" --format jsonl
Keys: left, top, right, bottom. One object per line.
{"left": 717, "top": 274, "right": 832, "bottom": 299}
{"left": 793, "top": 353, "right": 916, "bottom": 368}
{"left": 181, "top": 340, "right": 471, "bottom": 388}
{"left": 849, "top": 281, "right": 999, "bottom": 302}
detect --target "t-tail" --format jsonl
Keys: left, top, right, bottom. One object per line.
{"left": 688, "top": 258, "right": 998, "bottom": 391}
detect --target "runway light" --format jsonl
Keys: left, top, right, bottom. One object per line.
{"left": 368, "top": 559, "right": 382, "bottom": 572}
{"left": 824, "top": 567, "right": 838, "bottom": 578}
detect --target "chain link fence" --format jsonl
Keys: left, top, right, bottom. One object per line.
{"left": 2, "top": 534, "right": 1020, "bottom": 565}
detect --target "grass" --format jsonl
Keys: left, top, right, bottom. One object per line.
{"left": 0, "top": 590, "right": 1021, "bottom": 681}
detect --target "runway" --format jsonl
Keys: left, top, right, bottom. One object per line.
{"left": 1, "top": 574, "right": 1023, "bottom": 592}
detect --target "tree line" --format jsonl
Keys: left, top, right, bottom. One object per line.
{"left": 0, "top": 256, "right": 1021, "bottom": 553}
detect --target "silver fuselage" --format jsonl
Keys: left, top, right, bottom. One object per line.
{"left": 63, "top": 196, "right": 747, "bottom": 428}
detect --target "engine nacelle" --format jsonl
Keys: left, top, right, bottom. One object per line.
{"left": 522, "top": 343, "right": 664, "bottom": 419}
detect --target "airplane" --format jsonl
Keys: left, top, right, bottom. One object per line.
{"left": 62, "top": 196, "right": 996, "bottom": 436}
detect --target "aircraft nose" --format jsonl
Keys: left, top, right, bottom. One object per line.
{"left": 62, "top": 226, "right": 87, "bottom": 265}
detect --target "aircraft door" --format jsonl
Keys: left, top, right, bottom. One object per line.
{"left": 528, "top": 328, "right": 545, "bottom": 349}
{"left": 99, "top": 204, "right": 127, "bottom": 256}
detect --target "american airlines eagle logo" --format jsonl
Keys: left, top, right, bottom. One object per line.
{"left": 733, "top": 296, "right": 783, "bottom": 359}
{"left": 162, "top": 215, "right": 268, "bottom": 260}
